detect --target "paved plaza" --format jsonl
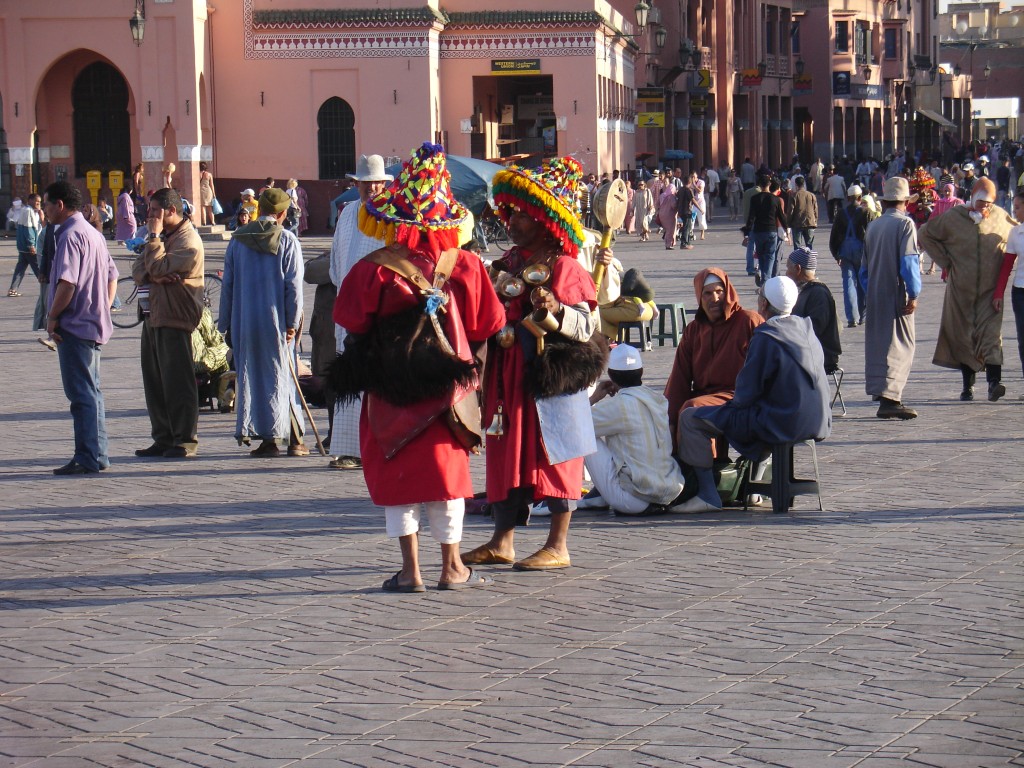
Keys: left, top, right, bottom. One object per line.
{"left": 0, "top": 218, "right": 1022, "bottom": 767}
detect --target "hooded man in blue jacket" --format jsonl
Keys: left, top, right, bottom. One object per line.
{"left": 673, "top": 275, "right": 832, "bottom": 512}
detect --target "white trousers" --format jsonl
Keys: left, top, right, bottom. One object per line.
{"left": 384, "top": 499, "right": 464, "bottom": 543}
{"left": 583, "top": 441, "right": 649, "bottom": 515}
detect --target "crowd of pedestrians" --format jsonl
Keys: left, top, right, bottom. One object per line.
{"left": 10, "top": 135, "right": 1024, "bottom": 590}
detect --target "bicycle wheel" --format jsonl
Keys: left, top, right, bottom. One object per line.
{"left": 487, "top": 218, "right": 510, "bottom": 246}
{"left": 203, "top": 272, "right": 223, "bottom": 324}
{"left": 111, "top": 276, "right": 143, "bottom": 328}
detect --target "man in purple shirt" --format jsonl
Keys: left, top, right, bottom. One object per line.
{"left": 43, "top": 181, "right": 119, "bottom": 475}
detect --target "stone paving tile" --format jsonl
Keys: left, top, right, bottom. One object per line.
{"left": 1, "top": 231, "right": 1022, "bottom": 766}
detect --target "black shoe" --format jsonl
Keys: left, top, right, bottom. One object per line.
{"left": 163, "top": 446, "right": 197, "bottom": 459}
{"left": 847, "top": 321, "right": 857, "bottom": 328}
{"left": 988, "top": 382, "right": 1006, "bottom": 402}
{"left": 960, "top": 388, "right": 974, "bottom": 401}
{"left": 53, "top": 460, "right": 98, "bottom": 476}
{"left": 135, "top": 444, "right": 169, "bottom": 457}
{"left": 876, "top": 400, "right": 918, "bottom": 420}
{"left": 754, "top": 273, "right": 763, "bottom": 288}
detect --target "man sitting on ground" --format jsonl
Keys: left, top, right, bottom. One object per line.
{"left": 674, "top": 276, "right": 832, "bottom": 513}
{"left": 580, "top": 343, "right": 685, "bottom": 516}
{"left": 786, "top": 247, "right": 842, "bottom": 374}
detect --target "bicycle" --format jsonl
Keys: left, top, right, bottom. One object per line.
{"left": 479, "top": 216, "right": 509, "bottom": 249}
{"left": 111, "top": 271, "right": 223, "bottom": 330}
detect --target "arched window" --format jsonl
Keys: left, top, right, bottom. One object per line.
{"left": 317, "top": 97, "right": 355, "bottom": 179}
{"left": 72, "top": 62, "right": 130, "bottom": 178}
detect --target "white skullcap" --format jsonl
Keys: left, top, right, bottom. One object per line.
{"left": 847, "top": 184, "right": 863, "bottom": 197}
{"left": 608, "top": 343, "right": 643, "bottom": 371}
{"left": 762, "top": 276, "right": 799, "bottom": 316}
{"left": 703, "top": 273, "right": 724, "bottom": 287}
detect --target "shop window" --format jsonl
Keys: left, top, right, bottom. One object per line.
{"left": 72, "top": 62, "right": 130, "bottom": 179}
{"left": 317, "top": 97, "right": 355, "bottom": 180}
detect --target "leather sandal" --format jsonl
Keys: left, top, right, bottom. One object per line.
{"left": 461, "top": 545, "right": 515, "bottom": 565}
{"left": 512, "top": 547, "right": 571, "bottom": 571}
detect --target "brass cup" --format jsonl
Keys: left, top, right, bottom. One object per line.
{"left": 496, "top": 274, "right": 525, "bottom": 298}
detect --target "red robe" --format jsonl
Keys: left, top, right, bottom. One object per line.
{"left": 483, "top": 248, "right": 597, "bottom": 503}
{"left": 334, "top": 248, "right": 504, "bottom": 506}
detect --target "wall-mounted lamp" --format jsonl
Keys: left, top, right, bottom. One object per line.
{"left": 610, "top": 1, "right": 664, "bottom": 55}
{"left": 928, "top": 64, "right": 938, "bottom": 84}
{"left": 953, "top": 62, "right": 962, "bottom": 77}
{"left": 983, "top": 63, "right": 992, "bottom": 78}
{"left": 654, "top": 25, "right": 667, "bottom": 51}
{"left": 862, "top": 64, "right": 872, "bottom": 80}
{"left": 757, "top": 60, "right": 767, "bottom": 79}
{"left": 129, "top": 0, "right": 146, "bottom": 46}
{"left": 634, "top": 1, "right": 650, "bottom": 29}
{"left": 795, "top": 59, "right": 805, "bottom": 76}
{"left": 907, "top": 62, "right": 916, "bottom": 79}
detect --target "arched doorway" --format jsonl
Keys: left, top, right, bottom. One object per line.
{"left": 317, "top": 97, "right": 355, "bottom": 179}
{"left": 72, "top": 61, "right": 130, "bottom": 178}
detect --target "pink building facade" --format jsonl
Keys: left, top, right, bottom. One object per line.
{"left": 792, "top": 0, "right": 951, "bottom": 165}
{"left": 0, "top": 0, "right": 648, "bottom": 229}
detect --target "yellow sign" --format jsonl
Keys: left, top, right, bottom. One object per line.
{"left": 696, "top": 69, "right": 712, "bottom": 89}
{"left": 491, "top": 59, "right": 541, "bottom": 75}
{"left": 740, "top": 69, "right": 764, "bottom": 88}
{"left": 638, "top": 112, "right": 665, "bottom": 128}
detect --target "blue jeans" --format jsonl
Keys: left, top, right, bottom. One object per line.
{"left": 793, "top": 228, "right": 815, "bottom": 249}
{"left": 744, "top": 237, "right": 757, "bottom": 275}
{"left": 751, "top": 231, "right": 779, "bottom": 284}
{"left": 840, "top": 261, "right": 866, "bottom": 325}
{"left": 1012, "top": 286, "right": 1024, "bottom": 378}
{"left": 56, "top": 330, "right": 109, "bottom": 471}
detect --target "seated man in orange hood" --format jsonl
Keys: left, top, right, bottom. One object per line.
{"left": 664, "top": 267, "right": 763, "bottom": 501}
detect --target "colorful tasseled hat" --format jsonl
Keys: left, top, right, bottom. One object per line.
{"left": 359, "top": 142, "right": 468, "bottom": 253}
{"left": 908, "top": 166, "right": 936, "bottom": 193}
{"left": 492, "top": 156, "right": 586, "bottom": 257}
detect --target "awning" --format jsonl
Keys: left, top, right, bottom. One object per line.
{"left": 917, "top": 109, "right": 956, "bottom": 130}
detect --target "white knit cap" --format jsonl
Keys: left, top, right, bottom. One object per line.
{"left": 762, "top": 276, "right": 799, "bottom": 316}
{"left": 608, "top": 343, "right": 643, "bottom": 371}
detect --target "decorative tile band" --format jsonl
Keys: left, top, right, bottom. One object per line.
{"left": 141, "top": 145, "right": 165, "bottom": 162}
{"left": 9, "top": 147, "right": 33, "bottom": 164}
{"left": 250, "top": 32, "right": 434, "bottom": 58}
{"left": 244, "top": 0, "right": 596, "bottom": 60}
{"left": 177, "top": 144, "right": 201, "bottom": 162}
{"left": 441, "top": 33, "right": 594, "bottom": 57}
